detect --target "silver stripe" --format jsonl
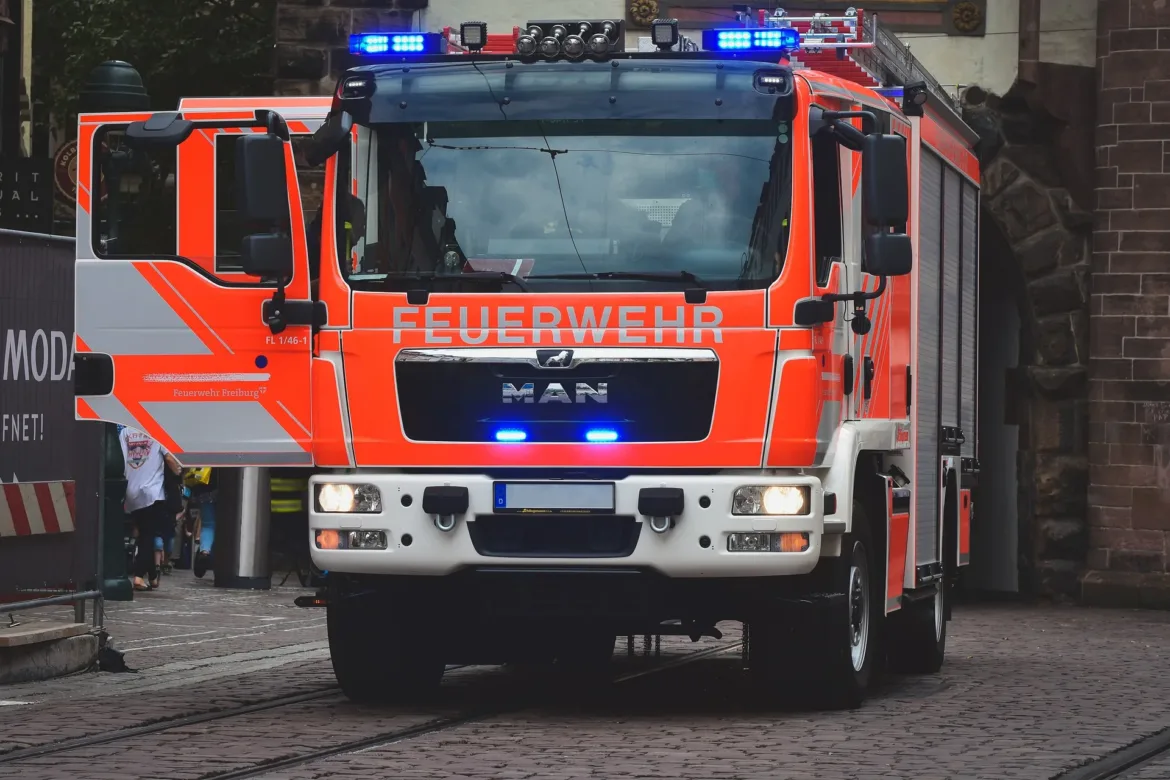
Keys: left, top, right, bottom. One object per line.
{"left": 74, "top": 204, "right": 96, "bottom": 260}
{"left": 176, "top": 452, "right": 314, "bottom": 466}
{"left": 144, "top": 373, "right": 270, "bottom": 382}
{"left": 141, "top": 400, "right": 306, "bottom": 455}
{"left": 80, "top": 394, "right": 148, "bottom": 433}
{"left": 396, "top": 347, "right": 717, "bottom": 370}
{"left": 75, "top": 261, "right": 212, "bottom": 356}
{"left": 320, "top": 351, "right": 356, "bottom": 466}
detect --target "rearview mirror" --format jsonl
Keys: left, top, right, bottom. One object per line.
{"left": 864, "top": 232, "right": 913, "bottom": 277}
{"left": 862, "top": 134, "right": 908, "bottom": 227}
{"left": 304, "top": 111, "right": 354, "bottom": 167}
{"left": 235, "top": 134, "right": 291, "bottom": 225}
{"left": 241, "top": 234, "right": 293, "bottom": 279}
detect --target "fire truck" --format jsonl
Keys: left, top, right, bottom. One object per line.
{"left": 72, "top": 7, "right": 980, "bottom": 709}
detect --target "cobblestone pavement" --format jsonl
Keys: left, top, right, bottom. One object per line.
{"left": 2, "top": 573, "right": 1170, "bottom": 780}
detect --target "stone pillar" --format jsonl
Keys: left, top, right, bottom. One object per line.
{"left": 1084, "top": 0, "right": 1170, "bottom": 608}
{"left": 275, "top": 0, "right": 429, "bottom": 97}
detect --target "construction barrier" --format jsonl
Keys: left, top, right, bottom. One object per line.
{"left": 0, "top": 229, "right": 104, "bottom": 601}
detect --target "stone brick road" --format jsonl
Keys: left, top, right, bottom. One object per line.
{"left": 2, "top": 571, "right": 1170, "bottom": 780}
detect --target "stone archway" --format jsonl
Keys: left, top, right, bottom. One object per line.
{"left": 960, "top": 65, "right": 1096, "bottom": 598}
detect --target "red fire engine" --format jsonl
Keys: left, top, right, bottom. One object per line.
{"left": 73, "top": 7, "right": 980, "bottom": 709}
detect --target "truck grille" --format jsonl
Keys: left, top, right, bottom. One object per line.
{"left": 468, "top": 515, "right": 641, "bottom": 558}
{"left": 394, "top": 347, "right": 718, "bottom": 443}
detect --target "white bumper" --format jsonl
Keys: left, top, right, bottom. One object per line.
{"left": 309, "top": 472, "right": 825, "bottom": 578}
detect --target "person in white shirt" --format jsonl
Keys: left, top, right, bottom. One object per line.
{"left": 118, "top": 426, "right": 181, "bottom": 591}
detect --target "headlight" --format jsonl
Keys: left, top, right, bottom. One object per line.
{"left": 731, "top": 485, "right": 809, "bottom": 516}
{"left": 315, "top": 483, "right": 382, "bottom": 513}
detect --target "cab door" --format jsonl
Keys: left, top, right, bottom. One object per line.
{"left": 73, "top": 113, "right": 315, "bottom": 466}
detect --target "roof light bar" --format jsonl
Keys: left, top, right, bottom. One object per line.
{"left": 701, "top": 27, "right": 800, "bottom": 52}
{"left": 349, "top": 32, "right": 444, "bottom": 56}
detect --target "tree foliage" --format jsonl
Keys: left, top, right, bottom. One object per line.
{"left": 36, "top": 0, "right": 275, "bottom": 132}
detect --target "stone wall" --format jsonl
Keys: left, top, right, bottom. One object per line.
{"left": 275, "top": 0, "right": 428, "bottom": 97}
{"left": 1083, "top": 0, "right": 1170, "bottom": 609}
{"left": 963, "top": 62, "right": 1097, "bottom": 598}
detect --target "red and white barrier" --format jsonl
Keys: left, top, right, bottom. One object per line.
{"left": 0, "top": 482, "right": 76, "bottom": 537}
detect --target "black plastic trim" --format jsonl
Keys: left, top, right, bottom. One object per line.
{"left": 74, "top": 352, "right": 115, "bottom": 397}
{"left": 262, "top": 299, "right": 327, "bottom": 329}
{"left": 638, "top": 487, "right": 685, "bottom": 517}
{"left": 422, "top": 485, "right": 470, "bottom": 515}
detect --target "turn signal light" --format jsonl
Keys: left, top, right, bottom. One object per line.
{"left": 727, "top": 532, "right": 809, "bottom": 552}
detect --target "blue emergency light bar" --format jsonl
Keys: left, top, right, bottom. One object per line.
{"left": 349, "top": 32, "right": 444, "bottom": 56}
{"left": 701, "top": 27, "right": 800, "bottom": 52}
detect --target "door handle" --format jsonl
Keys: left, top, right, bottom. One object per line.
{"left": 863, "top": 357, "right": 875, "bottom": 400}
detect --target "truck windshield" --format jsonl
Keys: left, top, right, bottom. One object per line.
{"left": 339, "top": 118, "right": 793, "bottom": 292}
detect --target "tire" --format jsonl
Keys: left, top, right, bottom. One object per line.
{"left": 886, "top": 481, "right": 951, "bottom": 675}
{"left": 327, "top": 586, "right": 445, "bottom": 704}
{"left": 886, "top": 580, "right": 947, "bottom": 674}
{"left": 750, "top": 501, "right": 882, "bottom": 710}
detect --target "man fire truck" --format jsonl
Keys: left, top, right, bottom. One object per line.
{"left": 73, "top": 7, "right": 980, "bottom": 710}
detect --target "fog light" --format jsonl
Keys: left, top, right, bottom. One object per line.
{"left": 316, "top": 483, "right": 382, "bottom": 513}
{"left": 727, "top": 532, "right": 809, "bottom": 552}
{"left": 315, "top": 529, "right": 388, "bottom": 549}
{"left": 731, "top": 485, "right": 809, "bottom": 516}
{"left": 348, "top": 530, "right": 388, "bottom": 549}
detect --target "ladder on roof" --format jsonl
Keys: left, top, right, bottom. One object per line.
{"left": 439, "top": 7, "right": 959, "bottom": 110}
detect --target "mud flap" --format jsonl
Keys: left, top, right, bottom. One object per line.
{"left": 883, "top": 477, "right": 911, "bottom": 615}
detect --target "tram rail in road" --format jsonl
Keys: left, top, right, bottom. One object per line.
{"left": 1055, "top": 727, "right": 1170, "bottom": 780}
{"left": 0, "top": 643, "right": 743, "bottom": 779}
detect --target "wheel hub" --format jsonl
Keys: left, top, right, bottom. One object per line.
{"left": 848, "top": 559, "right": 870, "bottom": 672}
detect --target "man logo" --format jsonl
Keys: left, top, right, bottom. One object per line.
{"left": 537, "top": 349, "right": 573, "bottom": 368}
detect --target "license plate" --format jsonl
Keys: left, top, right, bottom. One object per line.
{"left": 492, "top": 482, "right": 616, "bottom": 515}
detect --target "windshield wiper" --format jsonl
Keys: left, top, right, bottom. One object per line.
{"left": 528, "top": 270, "right": 708, "bottom": 287}
{"left": 377, "top": 270, "right": 530, "bottom": 292}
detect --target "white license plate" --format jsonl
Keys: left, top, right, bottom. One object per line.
{"left": 492, "top": 482, "right": 616, "bottom": 514}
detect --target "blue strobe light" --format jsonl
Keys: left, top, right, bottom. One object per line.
{"left": 494, "top": 428, "right": 528, "bottom": 442}
{"left": 702, "top": 27, "right": 800, "bottom": 52}
{"left": 585, "top": 428, "right": 619, "bottom": 443}
{"left": 349, "top": 32, "right": 442, "bottom": 55}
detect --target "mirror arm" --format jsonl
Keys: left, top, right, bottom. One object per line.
{"left": 265, "top": 277, "right": 289, "bottom": 335}
{"left": 817, "top": 275, "right": 888, "bottom": 336}
{"left": 822, "top": 110, "right": 877, "bottom": 135}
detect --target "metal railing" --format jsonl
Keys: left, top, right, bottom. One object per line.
{"left": 3, "top": 590, "right": 105, "bottom": 632}
{"left": 850, "top": 12, "right": 961, "bottom": 110}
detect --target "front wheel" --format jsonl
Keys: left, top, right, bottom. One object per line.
{"left": 750, "top": 501, "right": 882, "bottom": 710}
{"left": 327, "top": 586, "right": 445, "bottom": 704}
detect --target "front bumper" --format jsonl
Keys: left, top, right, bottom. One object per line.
{"left": 309, "top": 473, "right": 825, "bottom": 578}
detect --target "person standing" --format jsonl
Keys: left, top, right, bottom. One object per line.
{"left": 118, "top": 426, "right": 181, "bottom": 591}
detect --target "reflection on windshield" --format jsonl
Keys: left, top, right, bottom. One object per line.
{"left": 343, "top": 119, "right": 793, "bottom": 291}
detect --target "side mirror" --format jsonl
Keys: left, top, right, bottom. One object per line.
{"left": 235, "top": 134, "right": 291, "bottom": 225}
{"left": 304, "top": 111, "right": 354, "bottom": 167}
{"left": 864, "top": 232, "right": 913, "bottom": 277}
{"left": 862, "top": 134, "right": 908, "bottom": 227}
{"left": 241, "top": 234, "right": 293, "bottom": 279}
{"left": 794, "top": 298, "right": 836, "bottom": 326}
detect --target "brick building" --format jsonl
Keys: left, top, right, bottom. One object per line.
{"left": 272, "top": 0, "right": 1170, "bottom": 607}
{"left": 1085, "top": 0, "right": 1170, "bottom": 606}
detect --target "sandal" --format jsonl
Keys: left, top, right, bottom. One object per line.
{"left": 133, "top": 578, "right": 152, "bottom": 591}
